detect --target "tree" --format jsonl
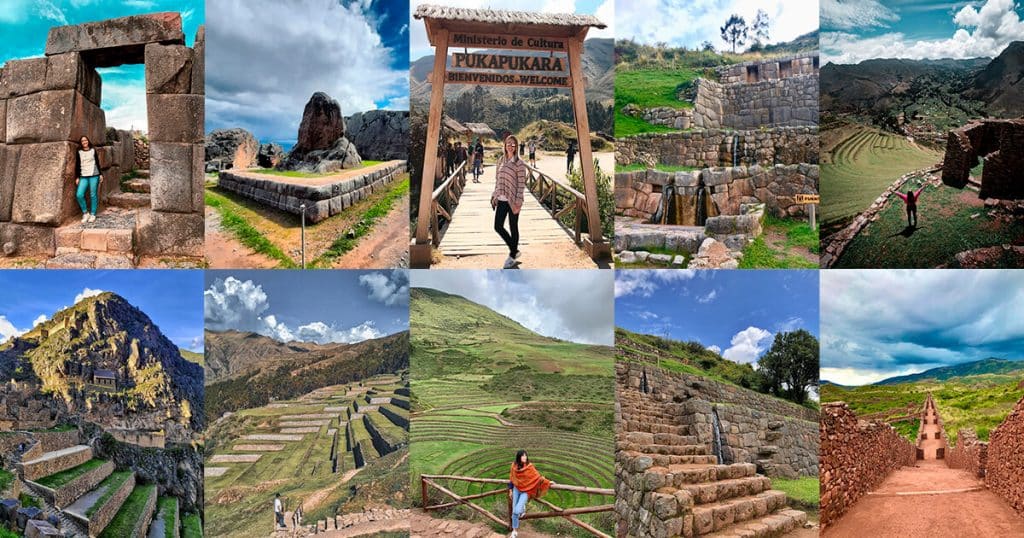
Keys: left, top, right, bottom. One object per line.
{"left": 752, "top": 9, "right": 770, "bottom": 47}
{"left": 701, "top": 40, "right": 715, "bottom": 52}
{"left": 720, "top": 14, "right": 748, "bottom": 54}
{"left": 757, "top": 330, "right": 819, "bottom": 404}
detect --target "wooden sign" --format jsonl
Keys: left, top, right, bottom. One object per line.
{"left": 795, "top": 194, "right": 820, "bottom": 204}
{"left": 451, "top": 53, "right": 567, "bottom": 73}
{"left": 440, "top": 70, "right": 571, "bottom": 88}
{"left": 450, "top": 32, "right": 568, "bottom": 52}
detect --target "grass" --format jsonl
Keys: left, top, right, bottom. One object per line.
{"left": 771, "top": 477, "right": 819, "bottom": 507}
{"left": 834, "top": 181, "right": 1024, "bottom": 268}
{"left": 98, "top": 484, "right": 156, "bottom": 538}
{"left": 738, "top": 215, "right": 819, "bottom": 269}
{"left": 0, "top": 469, "right": 13, "bottom": 492}
{"left": 820, "top": 125, "right": 942, "bottom": 230}
{"left": 157, "top": 497, "right": 178, "bottom": 538}
{"left": 0, "top": 528, "right": 18, "bottom": 538}
{"left": 249, "top": 162, "right": 385, "bottom": 178}
{"left": 614, "top": 67, "right": 702, "bottom": 138}
{"left": 18, "top": 492, "right": 41, "bottom": 509}
{"left": 181, "top": 512, "right": 203, "bottom": 538}
{"left": 86, "top": 471, "right": 133, "bottom": 518}
{"left": 35, "top": 458, "right": 106, "bottom": 489}
{"left": 205, "top": 190, "right": 297, "bottom": 268}
{"left": 890, "top": 419, "right": 921, "bottom": 443}
{"left": 614, "top": 110, "right": 680, "bottom": 138}
{"left": 311, "top": 177, "right": 409, "bottom": 266}
{"left": 616, "top": 163, "right": 698, "bottom": 173}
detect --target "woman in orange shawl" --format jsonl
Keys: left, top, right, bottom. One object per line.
{"left": 508, "top": 450, "right": 554, "bottom": 537}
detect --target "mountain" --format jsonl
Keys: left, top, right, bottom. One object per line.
{"left": 820, "top": 380, "right": 849, "bottom": 388}
{"left": 874, "top": 358, "right": 1024, "bottom": 385}
{"left": 179, "top": 348, "right": 203, "bottom": 365}
{"left": 0, "top": 292, "right": 204, "bottom": 438}
{"left": 964, "top": 41, "right": 1024, "bottom": 117}
{"left": 204, "top": 330, "right": 409, "bottom": 420}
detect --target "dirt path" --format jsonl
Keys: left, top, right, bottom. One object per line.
{"left": 410, "top": 510, "right": 553, "bottom": 538}
{"left": 332, "top": 194, "right": 409, "bottom": 268}
{"left": 764, "top": 229, "right": 818, "bottom": 265}
{"left": 318, "top": 518, "right": 408, "bottom": 537}
{"left": 205, "top": 205, "right": 279, "bottom": 268}
{"left": 824, "top": 401, "right": 1024, "bottom": 537}
{"left": 301, "top": 468, "right": 365, "bottom": 513}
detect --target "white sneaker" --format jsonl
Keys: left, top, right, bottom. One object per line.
{"left": 502, "top": 256, "right": 515, "bottom": 269}
{"left": 89, "top": 214, "right": 96, "bottom": 222}
{"left": 510, "top": 531, "right": 518, "bottom": 538}
{"left": 81, "top": 214, "right": 89, "bottom": 223}
{"left": 513, "top": 250, "right": 522, "bottom": 260}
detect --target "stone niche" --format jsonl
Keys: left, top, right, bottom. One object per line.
{"left": 0, "top": 12, "right": 204, "bottom": 258}
{"left": 941, "top": 119, "right": 1024, "bottom": 200}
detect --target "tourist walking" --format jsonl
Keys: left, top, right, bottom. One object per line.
{"left": 566, "top": 140, "right": 576, "bottom": 174}
{"left": 491, "top": 135, "right": 527, "bottom": 269}
{"left": 75, "top": 136, "right": 102, "bottom": 223}
{"left": 528, "top": 138, "right": 537, "bottom": 167}
{"left": 508, "top": 450, "right": 554, "bottom": 538}
{"left": 455, "top": 141, "right": 468, "bottom": 175}
{"left": 895, "top": 184, "right": 926, "bottom": 227}
{"left": 274, "top": 493, "right": 285, "bottom": 529}
{"left": 444, "top": 140, "right": 455, "bottom": 178}
{"left": 472, "top": 138, "right": 485, "bottom": 183}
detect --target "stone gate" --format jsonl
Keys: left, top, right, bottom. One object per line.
{"left": 0, "top": 12, "right": 204, "bottom": 262}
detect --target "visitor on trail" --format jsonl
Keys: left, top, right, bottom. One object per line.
{"left": 895, "top": 184, "right": 926, "bottom": 227}
{"left": 445, "top": 140, "right": 456, "bottom": 178}
{"left": 491, "top": 135, "right": 527, "bottom": 269}
{"left": 455, "top": 141, "right": 468, "bottom": 173}
{"left": 528, "top": 138, "right": 537, "bottom": 167}
{"left": 508, "top": 450, "right": 554, "bottom": 538}
{"left": 566, "top": 140, "right": 577, "bottom": 174}
{"left": 473, "top": 138, "right": 485, "bottom": 183}
{"left": 274, "top": 493, "right": 285, "bottom": 529}
{"left": 75, "top": 136, "right": 102, "bottom": 223}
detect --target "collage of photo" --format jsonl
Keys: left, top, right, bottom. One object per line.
{"left": 1, "top": 1, "right": 1023, "bottom": 538}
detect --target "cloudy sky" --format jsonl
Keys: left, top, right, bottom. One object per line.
{"left": 0, "top": 270, "right": 204, "bottom": 353}
{"left": 206, "top": 0, "right": 409, "bottom": 144}
{"left": 204, "top": 270, "right": 408, "bottom": 345}
{"left": 411, "top": 270, "right": 614, "bottom": 346}
{"left": 822, "top": 270, "right": 1024, "bottom": 386}
{"left": 410, "top": 0, "right": 614, "bottom": 60}
{"left": 616, "top": 0, "right": 818, "bottom": 49}
{"left": 1, "top": 0, "right": 203, "bottom": 132}
{"left": 616, "top": 270, "right": 819, "bottom": 365}
{"left": 822, "top": 0, "right": 1024, "bottom": 64}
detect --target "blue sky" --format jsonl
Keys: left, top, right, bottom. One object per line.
{"left": 822, "top": 0, "right": 1024, "bottom": 63}
{"left": 411, "top": 270, "right": 614, "bottom": 346}
{"left": 0, "top": 270, "right": 204, "bottom": 353}
{"left": 1, "top": 0, "right": 203, "bottom": 131}
{"left": 410, "top": 0, "right": 614, "bottom": 60}
{"left": 206, "top": 0, "right": 410, "bottom": 143}
{"left": 616, "top": 270, "right": 819, "bottom": 365}
{"left": 204, "top": 270, "right": 409, "bottom": 345}
{"left": 822, "top": 270, "right": 1024, "bottom": 386}
{"left": 616, "top": 0, "right": 818, "bottom": 50}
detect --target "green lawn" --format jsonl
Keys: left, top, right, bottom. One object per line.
{"left": 615, "top": 110, "right": 680, "bottom": 138}
{"left": 99, "top": 484, "right": 156, "bottom": 538}
{"left": 156, "top": 497, "right": 178, "bottom": 538}
{"left": 0, "top": 469, "right": 13, "bottom": 492}
{"left": 35, "top": 459, "right": 106, "bottom": 489}
{"left": 181, "top": 512, "right": 203, "bottom": 538}
{"left": 204, "top": 190, "right": 297, "bottom": 268}
{"left": 739, "top": 215, "right": 819, "bottom": 269}
{"left": 249, "top": 161, "right": 385, "bottom": 178}
{"left": 614, "top": 68, "right": 701, "bottom": 138}
{"left": 890, "top": 419, "right": 921, "bottom": 443}
{"left": 86, "top": 472, "right": 133, "bottom": 518}
{"left": 771, "top": 477, "right": 819, "bottom": 507}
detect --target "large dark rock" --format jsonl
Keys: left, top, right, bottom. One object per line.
{"left": 257, "top": 143, "right": 284, "bottom": 168}
{"left": 205, "top": 128, "right": 258, "bottom": 172}
{"left": 278, "top": 92, "right": 363, "bottom": 172}
{"left": 346, "top": 110, "right": 409, "bottom": 161}
{"left": 281, "top": 137, "right": 361, "bottom": 174}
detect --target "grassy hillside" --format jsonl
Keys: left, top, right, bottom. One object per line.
{"left": 877, "top": 358, "right": 1024, "bottom": 385}
{"left": 616, "top": 328, "right": 765, "bottom": 391}
{"left": 613, "top": 67, "right": 703, "bottom": 137}
{"left": 179, "top": 349, "right": 204, "bottom": 366}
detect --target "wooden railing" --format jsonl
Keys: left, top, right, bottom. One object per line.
{"left": 525, "top": 165, "right": 587, "bottom": 244}
{"left": 420, "top": 474, "right": 614, "bottom": 537}
{"left": 429, "top": 161, "right": 467, "bottom": 246}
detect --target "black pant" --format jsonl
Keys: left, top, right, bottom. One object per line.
{"left": 567, "top": 155, "right": 575, "bottom": 172}
{"left": 494, "top": 201, "right": 519, "bottom": 256}
{"left": 907, "top": 206, "right": 917, "bottom": 227}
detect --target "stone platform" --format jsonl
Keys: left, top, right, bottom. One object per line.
{"left": 216, "top": 160, "right": 406, "bottom": 223}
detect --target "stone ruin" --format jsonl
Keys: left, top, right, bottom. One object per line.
{"left": 0, "top": 13, "right": 205, "bottom": 265}
{"left": 941, "top": 118, "right": 1024, "bottom": 199}
{"left": 279, "top": 92, "right": 363, "bottom": 173}
{"left": 986, "top": 394, "right": 1024, "bottom": 515}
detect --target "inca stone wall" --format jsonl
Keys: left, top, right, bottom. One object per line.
{"left": 715, "top": 55, "right": 818, "bottom": 84}
{"left": 946, "top": 428, "right": 987, "bottom": 479}
{"left": 615, "top": 164, "right": 818, "bottom": 220}
{"left": 985, "top": 394, "right": 1024, "bottom": 515}
{"left": 940, "top": 119, "right": 1024, "bottom": 199}
{"left": 41, "top": 460, "right": 115, "bottom": 507}
{"left": 692, "top": 74, "right": 819, "bottom": 131}
{"left": 616, "top": 127, "right": 818, "bottom": 169}
{"left": 87, "top": 472, "right": 135, "bottom": 536}
{"left": 819, "top": 402, "right": 917, "bottom": 529}
{"left": 217, "top": 161, "right": 407, "bottom": 223}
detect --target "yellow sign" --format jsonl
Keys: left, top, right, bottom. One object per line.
{"left": 451, "top": 53, "right": 566, "bottom": 73}
{"left": 444, "top": 71, "right": 570, "bottom": 88}
{"left": 450, "top": 33, "right": 567, "bottom": 51}
{"left": 795, "top": 194, "right": 820, "bottom": 204}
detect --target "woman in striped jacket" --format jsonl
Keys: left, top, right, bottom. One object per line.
{"left": 491, "top": 135, "right": 527, "bottom": 269}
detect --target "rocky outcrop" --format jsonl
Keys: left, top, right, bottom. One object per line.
{"left": 257, "top": 142, "right": 284, "bottom": 168}
{"left": 279, "top": 92, "right": 362, "bottom": 173}
{"left": 346, "top": 110, "right": 409, "bottom": 161}
{"left": 947, "top": 428, "right": 987, "bottom": 479}
{"left": 205, "top": 128, "right": 258, "bottom": 172}
{"left": 97, "top": 433, "right": 203, "bottom": 513}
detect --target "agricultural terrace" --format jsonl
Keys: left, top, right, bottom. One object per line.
{"left": 204, "top": 373, "right": 409, "bottom": 537}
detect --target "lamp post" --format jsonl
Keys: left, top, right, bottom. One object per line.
{"left": 299, "top": 204, "right": 306, "bottom": 269}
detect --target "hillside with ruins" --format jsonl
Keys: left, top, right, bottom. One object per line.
{"left": 410, "top": 286, "right": 616, "bottom": 536}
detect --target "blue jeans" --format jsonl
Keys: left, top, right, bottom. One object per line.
{"left": 76, "top": 175, "right": 100, "bottom": 215}
{"left": 511, "top": 486, "right": 528, "bottom": 529}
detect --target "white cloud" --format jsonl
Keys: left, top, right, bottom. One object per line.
{"left": 774, "top": 316, "right": 804, "bottom": 333}
{"left": 615, "top": 270, "right": 695, "bottom": 298}
{"left": 296, "top": 320, "right": 382, "bottom": 344}
{"left": 821, "top": 0, "right": 897, "bottom": 30}
{"left": 707, "top": 344, "right": 722, "bottom": 355}
{"left": 697, "top": 289, "right": 717, "bottom": 304}
{"left": 0, "top": 316, "right": 25, "bottom": 344}
{"left": 359, "top": 270, "right": 409, "bottom": 306}
{"left": 823, "top": 0, "right": 1024, "bottom": 64}
{"left": 98, "top": 78, "right": 147, "bottom": 131}
{"left": 820, "top": 367, "right": 920, "bottom": 387}
{"left": 32, "top": 315, "right": 48, "bottom": 327}
{"left": 189, "top": 336, "right": 202, "bottom": 351}
{"left": 723, "top": 326, "right": 772, "bottom": 364}
{"left": 74, "top": 288, "right": 105, "bottom": 304}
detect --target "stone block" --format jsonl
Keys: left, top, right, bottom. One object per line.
{"left": 135, "top": 210, "right": 202, "bottom": 256}
{"left": 11, "top": 141, "right": 78, "bottom": 225}
{"left": 147, "top": 94, "right": 203, "bottom": 143}
{"left": 103, "top": 228, "right": 130, "bottom": 253}
{"left": 192, "top": 142, "right": 204, "bottom": 212}
{"left": 0, "top": 58, "right": 47, "bottom": 98}
{"left": 150, "top": 142, "right": 196, "bottom": 212}
{"left": 55, "top": 227, "right": 81, "bottom": 248}
{"left": 0, "top": 99, "right": 6, "bottom": 142}
{"left": 80, "top": 228, "right": 107, "bottom": 251}
{"left": 25, "top": 519, "right": 61, "bottom": 538}
{"left": 144, "top": 43, "right": 194, "bottom": 94}
{"left": 191, "top": 26, "right": 205, "bottom": 94}
{"left": 6, "top": 90, "right": 106, "bottom": 145}
{"left": 43, "top": 52, "right": 101, "bottom": 104}
{"left": 45, "top": 13, "right": 185, "bottom": 66}
{"left": 0, "top": 144, "right": 13, "bottom": 221}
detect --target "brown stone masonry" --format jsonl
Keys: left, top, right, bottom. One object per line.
{"left": 946, "top": 428, "right": 987, "bottom": 479}
{"left": 985, "top": 394, "right": 1024, "bottom": 516}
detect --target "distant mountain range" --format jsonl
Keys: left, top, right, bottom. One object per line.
{"left": 874, "top": 357, "right": 1024, "bottom": 385}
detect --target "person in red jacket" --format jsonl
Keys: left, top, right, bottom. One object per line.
{"left": 894, "top": 185, "right": 926, "bottom": 227}
{"left": 508, "top": 450, "right": 554, "bottom": 538}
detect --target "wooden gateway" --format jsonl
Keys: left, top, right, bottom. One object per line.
{"left": 410, "top": 4, "right": 611, "bottom": 267}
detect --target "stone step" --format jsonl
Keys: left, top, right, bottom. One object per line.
{"left": 18, "top": 445, "right": 93, "bottom": 481}
{"left": 65, "top": 471, "right": 135, "bottom": 536}
{"left": 134, "top": 170, "right": 150, "bottom": 179}
{"left": 28, "top": 459, "right": 114, "bottom": 508}
{"left": 124, "top": 178, "right": 151, "bottom": 193}
{"left": 107, "top": 192, "right": 151, "bottom": 209}
{"left": 681, "top": 475, "right": 774, "bottom": 505}
{"left": 659, "top": 463, "right": 758, "bottom": 488}
{"left": 626, "top": 442, "right": 707, "bottom": 456}
{"left": 690, "top": 490, "right": 789, "bottom": 536}
{"left": 44, "top": 251, "right": 134, "bottom": 269}
{"left": 701, "top": 508, "right": 808, "bottom": 538}
{"left": 617, "top": 450, "right": 719, "bottom": 467}
{"left": 101, "top": 483, "right": 157, "bottom": 538}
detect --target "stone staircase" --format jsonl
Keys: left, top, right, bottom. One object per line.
{"left": 616, "top": 386, "right": 807, "bottom": 537}
{"left": 48, "top": 207, "right": 137, "bottom": 268}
